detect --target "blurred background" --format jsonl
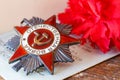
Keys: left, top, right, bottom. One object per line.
{"left": 0, "top": 0, "right": 67, "bottom": 33}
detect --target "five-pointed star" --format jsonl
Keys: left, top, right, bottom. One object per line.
{"left": 9, "top": 15, "right": 79, "bottom": 74}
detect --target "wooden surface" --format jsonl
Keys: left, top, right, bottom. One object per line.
{"left": 0, "top": 55, "right": 120, "bottom": 80}
{"left": 0, "top": 76, "right": 4, "bottom": 80}
{"left": 65, "top": 55, "right": 120, "bottom": 80}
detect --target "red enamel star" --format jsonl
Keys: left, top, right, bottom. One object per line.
{"left": 9, "top": 15, "right": 79, "bottom": 74}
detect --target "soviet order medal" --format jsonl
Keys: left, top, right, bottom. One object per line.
{"left": 8, "top": 15, "right": 79, "bottom": 75}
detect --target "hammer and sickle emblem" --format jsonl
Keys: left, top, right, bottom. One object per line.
{"left": 32, "top": 32, "right": 52, "bottom": 47}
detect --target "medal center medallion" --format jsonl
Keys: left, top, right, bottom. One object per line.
{"left": 21, "top": 24, "right": 60, "bottom": 55}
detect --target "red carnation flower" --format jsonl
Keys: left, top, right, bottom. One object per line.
{"left": 58, "top": 0, "right": 120, "bottom": 53}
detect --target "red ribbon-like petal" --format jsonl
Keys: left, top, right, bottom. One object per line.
{"left": 58, "top": 0, "right": 120, "bottom": 53}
